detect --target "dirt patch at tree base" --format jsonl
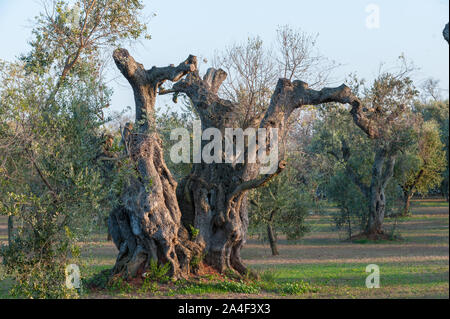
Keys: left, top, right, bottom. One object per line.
{"left": 349, "top": 232, "right": 402, "bottom": 242}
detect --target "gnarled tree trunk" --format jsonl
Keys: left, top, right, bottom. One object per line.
{"left": 108, "top": 49, "right": 202, "bottom": 279}
{"left": 110, "top": 48, "right": 363, "bottom": 278}
{"left": 170, "top": 76, "right": 361, "bottom": 275}
{"left": 366, "top": 148, "right": 396, "bottom": 236}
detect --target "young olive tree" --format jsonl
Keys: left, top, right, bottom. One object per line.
{"left": 414, "top": 100, "right": 449, "bottom": 201}
{"left": 248, "top": 165, "right": 310, "bottom": 256}
{"left": 395, "top": 121, "right": 446, "bottom": 216}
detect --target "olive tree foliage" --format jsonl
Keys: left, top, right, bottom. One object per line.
{"left": 310, "top": 105, "right": 401, "bottom": 238}
{"left": 414, "top": 100, "right": 449, "bottom": 201}
{"left": 311, "top": 62, "right": 421, "bottom": 238}
{"left": 0, "top": 0, "right": 149, "bottom": 298}
{"left": 394, "top": 121, "right": 446, "bottom": 215}
{"left": 248, "top": 164, "right": 310, "bottom": 256}
{"left": 0, "top": 61, "right": 110, "bottom": 298}
{"left": 311, "top": 106, "right": 372, "bottom": 237}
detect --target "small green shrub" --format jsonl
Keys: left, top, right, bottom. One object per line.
{"left": 139, "top": 277, "right": 159, "bottom": 294}
{"left": 143, "top": 260, "right": 170, "bottom": 283}
{"left": 108, "top": 276, "right": 133, "bottom": 294}
{"left": 278, "top": 281, "right": 316, "bottom": 295}
{"left": 259, "top": 269, "right": 277, "bottom": 283}
{"left": 216, "top": 280, "right": 261, "bottom": 294}
{"left": 189, "top": 253, "right": 205, "bottom": 271}
{"left": 84, "top": 269, "right": 111, "bottom": 290}
{"left": 189, "top": 225, "right": 200, "bottom": 240}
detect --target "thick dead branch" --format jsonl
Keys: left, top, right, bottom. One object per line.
{"left": 444, "top": 23, "right": 449, "bottom": 44}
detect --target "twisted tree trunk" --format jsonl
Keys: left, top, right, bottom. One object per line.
{"left": 170, "top": 76, "right": 360, "bottom": 274}
{"left": 110, "top": 48, "right": 363, "bottom": 278}
{"left": 108, "top": 49, "right": 202, "bottom": 279}
{"left": 366, "top": 148, "right": 396, "bottom": 236}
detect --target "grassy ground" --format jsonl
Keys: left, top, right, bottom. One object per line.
{"left": 0, "top": 199, "right": 448, "bottom": 299}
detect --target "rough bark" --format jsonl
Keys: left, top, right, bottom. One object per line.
{"left": 444, "top": 23, "right": 449, "bottom": 44}
{"left": 169, "top": 74, "right": 360, "bottom": 275}
{"left": 108, "top": 49, "right": 202, "bottom": 279}
{"left": 267, "top": 210, "right": 279, "bottom": 256}
{"left": 366, "top": 148, "right": 396, "bottom": 235}
{"left": 112, "top": 47, "right": 361, "bottom": 277}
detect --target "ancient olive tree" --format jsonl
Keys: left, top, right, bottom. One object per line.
{"left": 109, "top": 41, "right": 364, "bottom": 278}
{"left": 312, "top": 66, "right": 420, "bottom": 238}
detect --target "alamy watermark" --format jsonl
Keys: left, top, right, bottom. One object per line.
{"left": 365, "top": 3, "right": 380, "bottom": 29}
{"left": 365, "top": 264, "right": 380, "bottom": 288}
{"left": 170, "top": 121, "right": 279, "bottom": 175}
{"left": 65, "top": 264, "right": 81, "bottom": 290}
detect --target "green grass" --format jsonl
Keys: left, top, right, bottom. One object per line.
{"left": 0, "top": 199, "right": 448, "bottom": 298}
{"left": 411, "top": 200, "right": 449, "bottom": 208}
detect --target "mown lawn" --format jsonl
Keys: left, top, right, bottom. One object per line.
{"left": 0, "top": 199, "right": 448, "bottom": 299}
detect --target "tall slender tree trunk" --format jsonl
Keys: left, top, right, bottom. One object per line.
{"left": 346, "top": 208, "right": 352, "bottom": 239}
{"left": 7, "top": 215, "right": 13, "bottom": 247}
{"left": 267, "top": 223, "right": 279, "bottom": 256}
{"left": 401, "top": 192, "right": 413, "bottom": 217}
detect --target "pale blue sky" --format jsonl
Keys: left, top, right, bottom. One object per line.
{"left": 0, "top": 0, "right": 448, "bottom": 116}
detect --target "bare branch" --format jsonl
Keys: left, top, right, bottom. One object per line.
{"left": 113, "top": 48, "right": 146, "bottom": 85}
{"left": 202, "top": 68, "right": 228, "bottom": 94}
{"left": 147, "top": 55, "right": 198, "bottom": 85}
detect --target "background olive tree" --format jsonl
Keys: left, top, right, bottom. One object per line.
{"left": 248, "top": 164, "right": 310, "bottom": 256}
{"left": 394, "top": 120, "right": 446, "bottom": 216}
{"left": 0, "top": 0, "right": 149, "bottom": 298}
{"left": 310, "top": 62, "right": 422, "bottom": 238}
